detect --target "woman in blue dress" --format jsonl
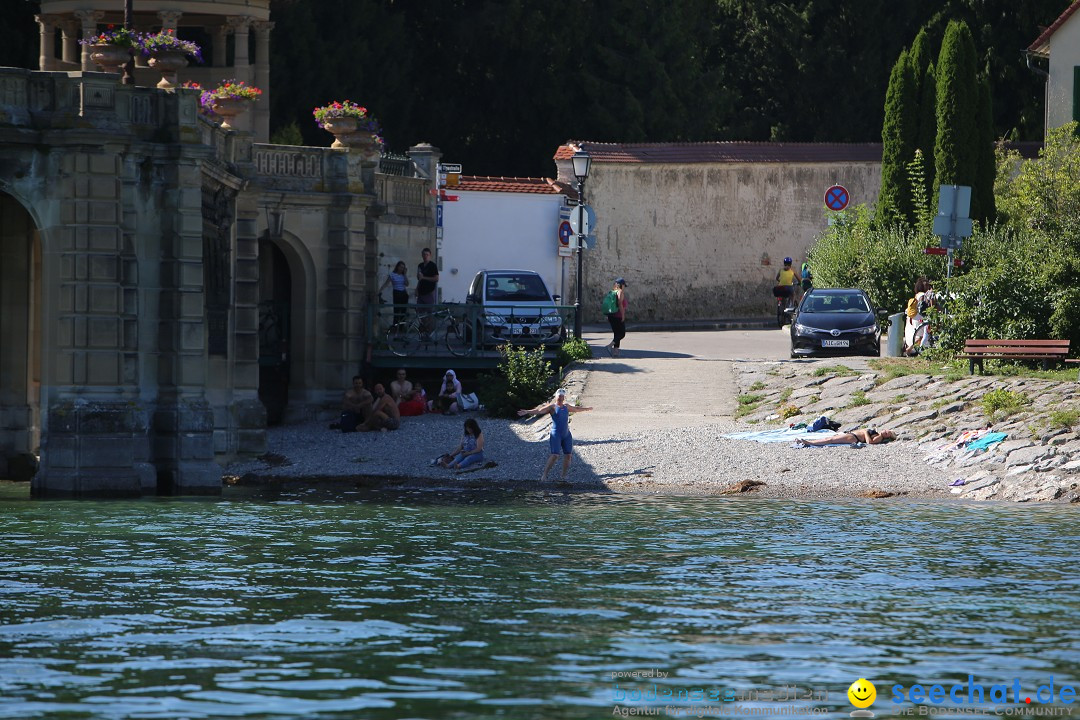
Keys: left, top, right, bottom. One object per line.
{"left": 517, "top": 388, "right": 592, "bottom": 484}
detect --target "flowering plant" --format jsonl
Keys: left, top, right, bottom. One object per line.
{"left": 312, "top": 100, "right": 382, "bottom": 136}
{"left": 200, "top": 79, "right": 262, "bottom": 106}
{"left": 139, "top": 30, "right": 203, "bottom": 62}
{"left": 78, "top": 24, "right": 139, "bottom": 49}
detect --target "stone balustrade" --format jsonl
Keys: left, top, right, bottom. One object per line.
{"left": 375, "top": 174, "right": 429, "bottom": 218}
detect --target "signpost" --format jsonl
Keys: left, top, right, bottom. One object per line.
{"left": 932, "top": 185, "right": 973, "bottom": 278}
{"left": 824, "top": 184, "right": 849, "bottom": 212}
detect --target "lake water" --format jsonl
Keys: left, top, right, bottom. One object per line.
{"left": 1, "top": 483, "right": 1078, "bottom": 719}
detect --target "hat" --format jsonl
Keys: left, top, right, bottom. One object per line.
{"left": 555, "top": 388, "right": 567, "bottom": 398}
{"left": 614, "top": 277, "right": 627, "bottom": 286}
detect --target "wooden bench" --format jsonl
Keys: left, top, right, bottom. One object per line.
{"left": 960, "top": 339, "right": 1071, "bottom": 374}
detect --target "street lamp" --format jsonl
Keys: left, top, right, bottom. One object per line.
{"left": 571, "top": 149, "right": 591, "bottom": 339}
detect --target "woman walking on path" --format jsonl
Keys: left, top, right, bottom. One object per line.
{"left": 604, "top": 277, "right": 628, "bottom": 357}
{"left": 518, "top": 388, "right": 592, "bottom": 484}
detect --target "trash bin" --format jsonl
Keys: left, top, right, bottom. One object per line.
{"left": 886, "top": 312, "right": 905, "bottom": 357}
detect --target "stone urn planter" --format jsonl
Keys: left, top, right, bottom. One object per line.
{"left": 344, "top": 131, "right": 383, "bottom": 163}
{"left": 209, "top": 98, "right": 251, "bottom": 130}
{"left": 320, "top": 116, "right": 358, "bottom": 149}
{"left": 87, "top": 44, "right": 131, "bottom": 73}
{"left": 147, "top": 50, "right": 189, "bottom": 90}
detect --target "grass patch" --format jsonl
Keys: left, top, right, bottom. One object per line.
{"left": 931, "top": 398, "right": 951, "bottom": 409}
{"left": 847, "top": 390, "right": 869, "bottom": 408}
{"left": 738, "top": 393, "right": 764, "bottom": 406}
{"left": 892, "top": 393, "right": 908, "bottom": 403}
{"left": 868, "top": 357, "right": 932, "bottom": 384}
{"left": 778, "top": 387, "right": 793, "bottom": 402}
{"left": 748, "top": 380, "right": 767, "bottom": 391}
{"left": 980, "top": 389, "right": 1030, "bottom": 421}
{"left": 806, "top": 394, "right": 820, "bottom": 405}
{"left": 1049, "top": 409, "right": 1080, "bottom": 430}
{"left": 812, "top": 364, "right": 858, "bottom": 377}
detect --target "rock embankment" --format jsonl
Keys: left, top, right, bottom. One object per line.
{"left": 731, "top": 362, "right": 1080, "bottom": 503}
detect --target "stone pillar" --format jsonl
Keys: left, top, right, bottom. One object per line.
{"left": 74, "top": 10, "right": 105, "bottom": 71}
{"left": 252, "top": 21, "right": 274, "bottom": 143}
{"left": 35, "top": 14, "right": 60, "bottom": 71}
{"left": 227, "top": 16, "right": 252, "bottom": 81}
{"left": 213, "top": 24, "right": 228, "bottom": 67}
{"left": 60, "top": 21, "right": 79, "bottom": 66}
{"left": 157, "top": 10, "right": 182, "bottom": 33}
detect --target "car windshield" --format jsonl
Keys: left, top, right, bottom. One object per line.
{"left": 486, "top": 274, "right": 552, "bottom": 302}
{"left": 802, "top": 293, "right": 871, "bottom": 313}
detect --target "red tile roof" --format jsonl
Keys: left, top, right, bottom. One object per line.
{"left": 454, "top": 176, "right": 570, "bottom": 194}
{"left": 1028, "top": 0, "right": 1080, "bottom": 55}
{"left": 554, "top": 141, "right": 883, "bottom": 164}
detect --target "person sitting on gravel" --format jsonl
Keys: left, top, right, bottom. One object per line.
{"left": 361, "top": 383, "right": 401, "bottom": 432}
{"left": 435, "top": 418, "right": 485, "bottom": 470}
{"left": 428, "top": 369, "right": 463, "bottom": 414}
{"left": 398, "top": 386, "right": 427, "bottom": 417}
{"left": 795, "top": 428, "right": 896, "bottom": 447}
{"left": 390, "top": 368, "right": 415, "bottom": 403}
{"left": 334, "top": 375, "right": 373, "bottom": 433}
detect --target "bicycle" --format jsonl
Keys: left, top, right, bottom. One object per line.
{"left": 773, "top": 286, "right": 796, "bottom": 328}
{"left": 386, "top": 307, "right": 474, "bottom": 357}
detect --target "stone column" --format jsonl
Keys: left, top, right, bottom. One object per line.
{"left": 60, "top": 21, "right": 79, "bottom": 66}
{"left": 157, "top": 10, "right": 183, "bottom": 33}
{"left": 252, "top": 21, "right": 274, "bottom": 143}
{"left": 74, "top": 10, "right": 105, "bottom": 71}
{"left": 213, "top": 24, "right": 228, "bottom": 67}
{"left": 35, "top": 14, "right": 60, "bottom": 71}
{"left": 227, "top": 16, "right": 252, "bottom": 81}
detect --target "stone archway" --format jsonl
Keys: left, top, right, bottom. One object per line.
{"left": 0, "top": 193, "right": 42, "bottom": 481}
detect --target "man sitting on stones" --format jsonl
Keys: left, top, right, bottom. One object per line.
{"left": 336, "top": 375, "right": 373, "bottom": 433}
{"left": 362, "top": 383, "right": 401, "bottom": 431}
{"left": 390, "top": 368, "right": 415, "bottom": 403}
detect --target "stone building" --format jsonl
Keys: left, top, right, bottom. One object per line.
{"left": 552, "top": 142, "right": 883, "bottom": 322}
{"left": 0, "top": 67, "right": 435, "bottom": 496}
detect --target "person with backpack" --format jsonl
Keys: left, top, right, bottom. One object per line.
{"left": 798, "top": 261, "right": 813, "bottom": 302}
{"left": 602, "top": 277, "right": 628, "bottom": 357}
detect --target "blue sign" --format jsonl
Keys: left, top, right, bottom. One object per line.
{"left": 824, "top": 185, "right": 849, "bottom": 211}
{"left": 436, "top": 203, "right": 443, "bottom": 228}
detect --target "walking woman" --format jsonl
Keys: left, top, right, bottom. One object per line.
{"left": 380, "top": 260, "right": 410, "bottom": 325}
{"left": 517, "top": 388, "right": 592, "bottom": 484}
{"left": 604, "top": 277, "right": 628, "bottom": 357}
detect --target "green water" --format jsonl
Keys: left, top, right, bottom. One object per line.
{"left": 0, "top": 483, "right": 1078, "bottom": 719}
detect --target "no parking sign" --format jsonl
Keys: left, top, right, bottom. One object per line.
{"left": 824, "top": 184, "right": 849, "bottom": 211}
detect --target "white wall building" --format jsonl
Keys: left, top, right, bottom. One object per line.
{"left": 437, "top": 176, "right": 572, "bottom": 303}
{"left": 1027, "top": 0, "right": 1080, "bottom": 133}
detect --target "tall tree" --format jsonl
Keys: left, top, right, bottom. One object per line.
{"left": 915, "top": 62, "right": 938, "bottom": 216}
{"left": 975, "top": 75, "right": 997, "bottom": 223}
{"left": 934, "top": 20, "right": 980, "bottom": 208}
{"left": 878, "top": 50, "right": 918, "bottom": 225}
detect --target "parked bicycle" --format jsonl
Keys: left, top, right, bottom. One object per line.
{"left": 385, "top": 307, "right": 474, "bottom": 357}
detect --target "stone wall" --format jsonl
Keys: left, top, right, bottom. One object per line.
{"left": 555, "top": 153, "right": 881, "bottom": 323}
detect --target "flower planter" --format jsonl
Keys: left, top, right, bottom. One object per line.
{"left": 147, "top": 50, "right": 189, "bottom": 90}
{"left": 88, "top": 44, "right": 131, "bottom": 74}
{"left": 321, "top": 116, "right": 358, "bottom": 149}
{"left": 209, "top": 97, "right": 251, "bottom": 130}
{"left": 343, "top": 131, "right": 383, "bottom": 163}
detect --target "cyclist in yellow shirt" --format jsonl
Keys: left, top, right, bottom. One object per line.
{"left": 773, "top": 257, "right": 798, "bottom": 307}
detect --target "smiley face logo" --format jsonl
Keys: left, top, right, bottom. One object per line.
{"left": 847, "top": 678, "right": 877, "bottom": 709}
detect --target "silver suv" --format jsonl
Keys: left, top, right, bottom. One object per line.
{"left": 465, "top": 270, "right": 564, "bottom": 346}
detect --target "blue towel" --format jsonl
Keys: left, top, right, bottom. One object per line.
{"left": 723, "top": 428, "right": 839, "bottom": 444}
{"left": 966, "top": 432, "right": 1007, "bottom": 452}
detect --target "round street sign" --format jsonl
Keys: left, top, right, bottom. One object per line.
{"left": 568, "top": 204, "right": 594, "bottom": 236}
{"left": 825, "top": 184, "right": 849, "bottom": 211}
{"left": 558, "top": 221, "right": 573, "bottom": 246}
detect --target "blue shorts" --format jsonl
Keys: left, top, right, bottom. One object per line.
{"left": 549, "top": 431, "right": 572, "bottom": 455}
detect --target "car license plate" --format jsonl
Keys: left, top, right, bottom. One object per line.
{"left": 821, "top": 339, "right": 850, "bottom": 348}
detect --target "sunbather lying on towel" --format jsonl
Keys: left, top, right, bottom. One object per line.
{"left": 795, "top": 428, "right": 896, "bottom": 447}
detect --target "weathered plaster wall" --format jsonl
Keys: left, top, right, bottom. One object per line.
{"left": 565, "top": 161, "right": 881, "bottom": 322}
{"left": 1047, "top": 14, "right": 1080, "bottom": 129}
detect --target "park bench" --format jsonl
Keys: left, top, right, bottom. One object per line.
{"left": 959, "top": 339, "right": 1076, "bottom": 375}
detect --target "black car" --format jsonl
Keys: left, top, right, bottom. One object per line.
{"left": 789, "top": 288, "right": 884, "bottom": 358}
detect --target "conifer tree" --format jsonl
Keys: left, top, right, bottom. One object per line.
{"left": 975, "top": 76, "right": 997, "bottom": 223}
{"left": 877, "top": 49, "right": 918, "bottom": 225}
{"left": 916, "top": 62, "right": 938, "bottom": 217}
{"left": 934, "top": 20, "right": 979, "bottom": 203}
{"left": 908, "top": 27, "right": 934, "bottom": 92}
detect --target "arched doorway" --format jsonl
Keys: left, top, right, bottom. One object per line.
{"left": 258, "top": 238, "right": 292, "bottom": 425}
{"left": 0, "top": 193, "right": 42, "bottom": 481}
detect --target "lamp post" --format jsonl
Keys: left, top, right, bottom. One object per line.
{"left": 571, "top": 149, "right": 591, "bottom": 339}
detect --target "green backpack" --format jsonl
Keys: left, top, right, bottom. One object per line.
{"left": 601, "top": 290, "right": 619, "bottom": 315}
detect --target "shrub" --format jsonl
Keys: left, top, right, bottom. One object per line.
{"left": 1049, "top": 409, "right": 1079, "bottom": 430}
{"left": 778, "top": 404, "right": 800, "bottom": 420}
{"left": 980, "top": 389, "right": 1029, "bottom": 421}
{"left": 848, "top": 390, "right": 869, "bottom": 407}
{"left": 483, "top": 345, "right": 554, "bottom": 418}
{"left": 560, "top": 337, "right": 592, "bottom": 362}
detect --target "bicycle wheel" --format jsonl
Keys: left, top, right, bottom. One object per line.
{"left": 386, "top": 321, "right": 421, "bottom": 357}
{"left": 445, "top": 316, "right": 472, "bottom": 357}
{"left": 776, "top": 300, "right": 786, "bottom": 328}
